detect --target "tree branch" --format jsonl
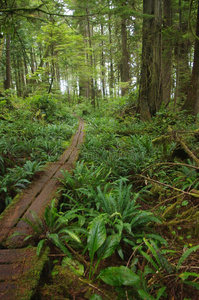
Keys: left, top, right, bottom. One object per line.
{"left": 139, "top": 174, "right": 199, "bottom": 198}
{"left": 0, "top": 4, "right": 44, "bottom": 13}
{"left": 0, "top": 6, "right": 99, "bottom": 19}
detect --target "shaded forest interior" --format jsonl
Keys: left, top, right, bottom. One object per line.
{"left": 1, "top": 0, "right": 199, "bottom": 299}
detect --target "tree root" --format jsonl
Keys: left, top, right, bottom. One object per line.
{"left": 140, "top": 175, "right": 199, "bottom": 198}
{"left": 178, "top": 138, "right": 199, "bottom": 166}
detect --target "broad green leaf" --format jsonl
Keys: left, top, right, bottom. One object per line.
{"left": 117, "top": 246, "right": 124, "bottom": 260}
{"left": 87, "top": 215, "right": 106, "bottom": 261}
{"left": 62, "top": 257, "right": 84, "bottom": 276}
{"left": 37, "top": 239, "right": 46, "bottom": 256}
{"left": 138, "top": 289, "right": 156, "bottom": 300}
{"left": 99, "top": 266, "right": 140, "bottom": 286}
{"left": 48, "top": 233, "right": 72, "bottom": 257}
{"left": 59, "top": 228, "right": 81, "bottom": 243}
{"left": 89, "top": 294, "right": 102, "bottom": 300}
{"left": 97, "top": 234, "right": 120, "bottom": 260}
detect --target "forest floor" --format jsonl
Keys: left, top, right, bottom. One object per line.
{"left": 0, "top": 117, "right": 85, "bottom": 300}
{"left": 1, "top": 99, "right": 199, "bottom": 300}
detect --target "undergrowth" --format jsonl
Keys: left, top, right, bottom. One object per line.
{"left": 0, "top": 92, "right": 77, "bottom": 212}
{"left": 52, "top": 104, "right": 199, "bottom": 299}
{"left": 2, "top": 94, "right": 199, "bottom": 299}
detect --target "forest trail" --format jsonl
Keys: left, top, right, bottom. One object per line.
{"left": 0, "top": 117, "right": 85, "bottom": 299}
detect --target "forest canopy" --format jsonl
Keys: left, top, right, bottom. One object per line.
{"left": 1, "top": 0, "right": 199, "bottom": 117}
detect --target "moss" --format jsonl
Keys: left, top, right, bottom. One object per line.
{"left": 15, "top": 247, "right": 49, "bottom": 300}
{"left": 40, "top": 265, "right": 116, "bottom": 300}
{"left": 0, "top": 193, "right": 22, "bottom": 222}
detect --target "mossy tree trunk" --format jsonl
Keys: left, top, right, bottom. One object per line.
{"left": 108, "top": 3, "right": 114, "bottom": 97}
{"left": 139, "top": 0, "right": 162, "bottom": 121}
{"left": 162, "top": 0, "right": 172, "bottom": 107}
{"left": 4, "top": 35, "right": 11, "bottom": 90}
{"left": 183, "top": 0, "right": 199, "bottom": 116}
{"left": 121, "top": 14, "right": 130, "bottom": 96}
{"left": 174, "top": 0, "right": 192, "bottom": 106}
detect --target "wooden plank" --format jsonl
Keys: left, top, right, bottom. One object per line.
{"left": 0, "top": 248, "right": 35, "bottom": 263}
{"left": 0, "top": 282, "right": 16, "bottom": 300}
{"left": 0, "top": 247, "right": 49, "bottom": 300}
{"left": 0, "top": 163, "right": 60, "bottom": 229}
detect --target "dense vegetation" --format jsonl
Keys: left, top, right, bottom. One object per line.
{"left": 1, "top": 94, "right": 199, "bottom": 299}
{"left": 1, "top": 0, "right": 199, "bottom": 299}
{"left": 0, "top": 91, "right": 78, "bottom": 212}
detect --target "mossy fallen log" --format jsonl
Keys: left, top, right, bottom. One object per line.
{"left": 40, "top": 264, "right": 117, "bottom": 300}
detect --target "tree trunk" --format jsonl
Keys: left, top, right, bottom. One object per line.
{"left": 139, "top": 0, "right": 162, "bottom": 120}
{"left": 162, "top": 0, "right": 172, "bottom": 106}
{"left": 121, "top": 16, "right": 130, "bottom": 96}
{"left": 101, "top": 24, "right": 106, "bottom": 97}
{"left": 78, "top": 18, "right": 90, "bottom": 99}
{"left": 108, "top": 6, "right": 114, "bottom": 96}
{"left": 182, "top": 0, "right": 199, "bottom": 116}
{"left": 86, "top": 8, "right": 95, "bottom": 107}
{"left": 0, "top": 35, "right": 5, "bottom": 67}
{"left": 174, "top": 0, "right": 191, "bottom": 104}
{"left": 4, "top": 35, "right": 11, "bottom": 90}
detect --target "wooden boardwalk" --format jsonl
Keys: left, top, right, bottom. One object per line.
{"left": 0, "top": 118, "right": 85, "bottom": 299}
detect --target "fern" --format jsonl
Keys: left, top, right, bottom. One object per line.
{"left": 177, "top": 245, "right": 199, "bottom": 271}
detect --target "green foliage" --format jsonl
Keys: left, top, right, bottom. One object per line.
{"left": 173, "top": 160, "right": 199, "bottom": 190}
{"left": 1, "top": 94, "right": 199, "bottom": 299}
{"left": 87, "top": 214, "right": 107, "bottom": 278}
{"left": 96, "top": 179, "right": 136, "bottom": 217}
{"left": 28, "top": 94, "right": 57, "bottom": 120}
{"left": 80, "top": 115, "right": 161, "bottom": 177}
{"left": 99, "top": 266, "right": 140, "bottom": 287}
{"left": 62, "top": 257, "right": 84, "bottom": 276}
{"left": 176, "top": 245, "right": 199, "bottom": 271}
{"left": 95, "top": 179, "right": 161, "bottom": 251}
{"left": 59, "top": 161, "right": 111, "bottom": 205}
{"left": 0, "top": 95, "right": 76, "bottom": 211}
{"left": 0, "top": 160, "right": 44, "bottom": 209}
{"left": 19, "top": 199, "right": 86, "bottom": 256}
{"left": 97, "top": 239, "right": 199, "bottom": 299}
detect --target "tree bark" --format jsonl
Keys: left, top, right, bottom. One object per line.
{"left": 162, "top": 0, "right": 172, "bottom": 106}
{"left": 101, "top": 24, "right": 106, "bottom": 97}
{"left": 78, "top": 18, "right": 90, "bottom": 99}
{"left": 139, "top": 0, "right": 162, "bottom": 120}
{"left": 4, "top": 35, "right": 11, "bottom": 90}
{"left": 108, "top": 6, "right": 114, "bottom": 96}
{"left": 86, "top": 7, "right": 95, "bottom": 107}
{"left": 0, "top": 35, "right": 5, "bottom": 67}
{"left": 174, "top": 0, "right": 191, "bottom": 104}
{"left": 121, "top": 16, "right": 130, "bottom": 96}
{"left": 182, "top": 0, "right": 199, "bottom": 116}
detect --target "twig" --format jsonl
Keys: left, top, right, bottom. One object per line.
{"left": 63, "top": 241, "right": 89, "bottom": 266}
{"left": 150, "top": 193, "right": 185, "bottom": 212}
{"left": 139, "top": 175, "right": 199, "bottom": 198}
{"left": 125, "top": 288, "right": 129, "bottom": 300}
{"left": 126, "top": 243, "right": 144, "bottom": 268}
{"left": 178, "top": 138, "right": 199, "bottom": 166}
{"left": 48, "top": 253, "right": 67, "bottom": 257}
{"left": 79, "top": 278, "right": 113, "bottom": 300}
{"left": 142, "top": 162, "right": 199, "bottom": 175}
